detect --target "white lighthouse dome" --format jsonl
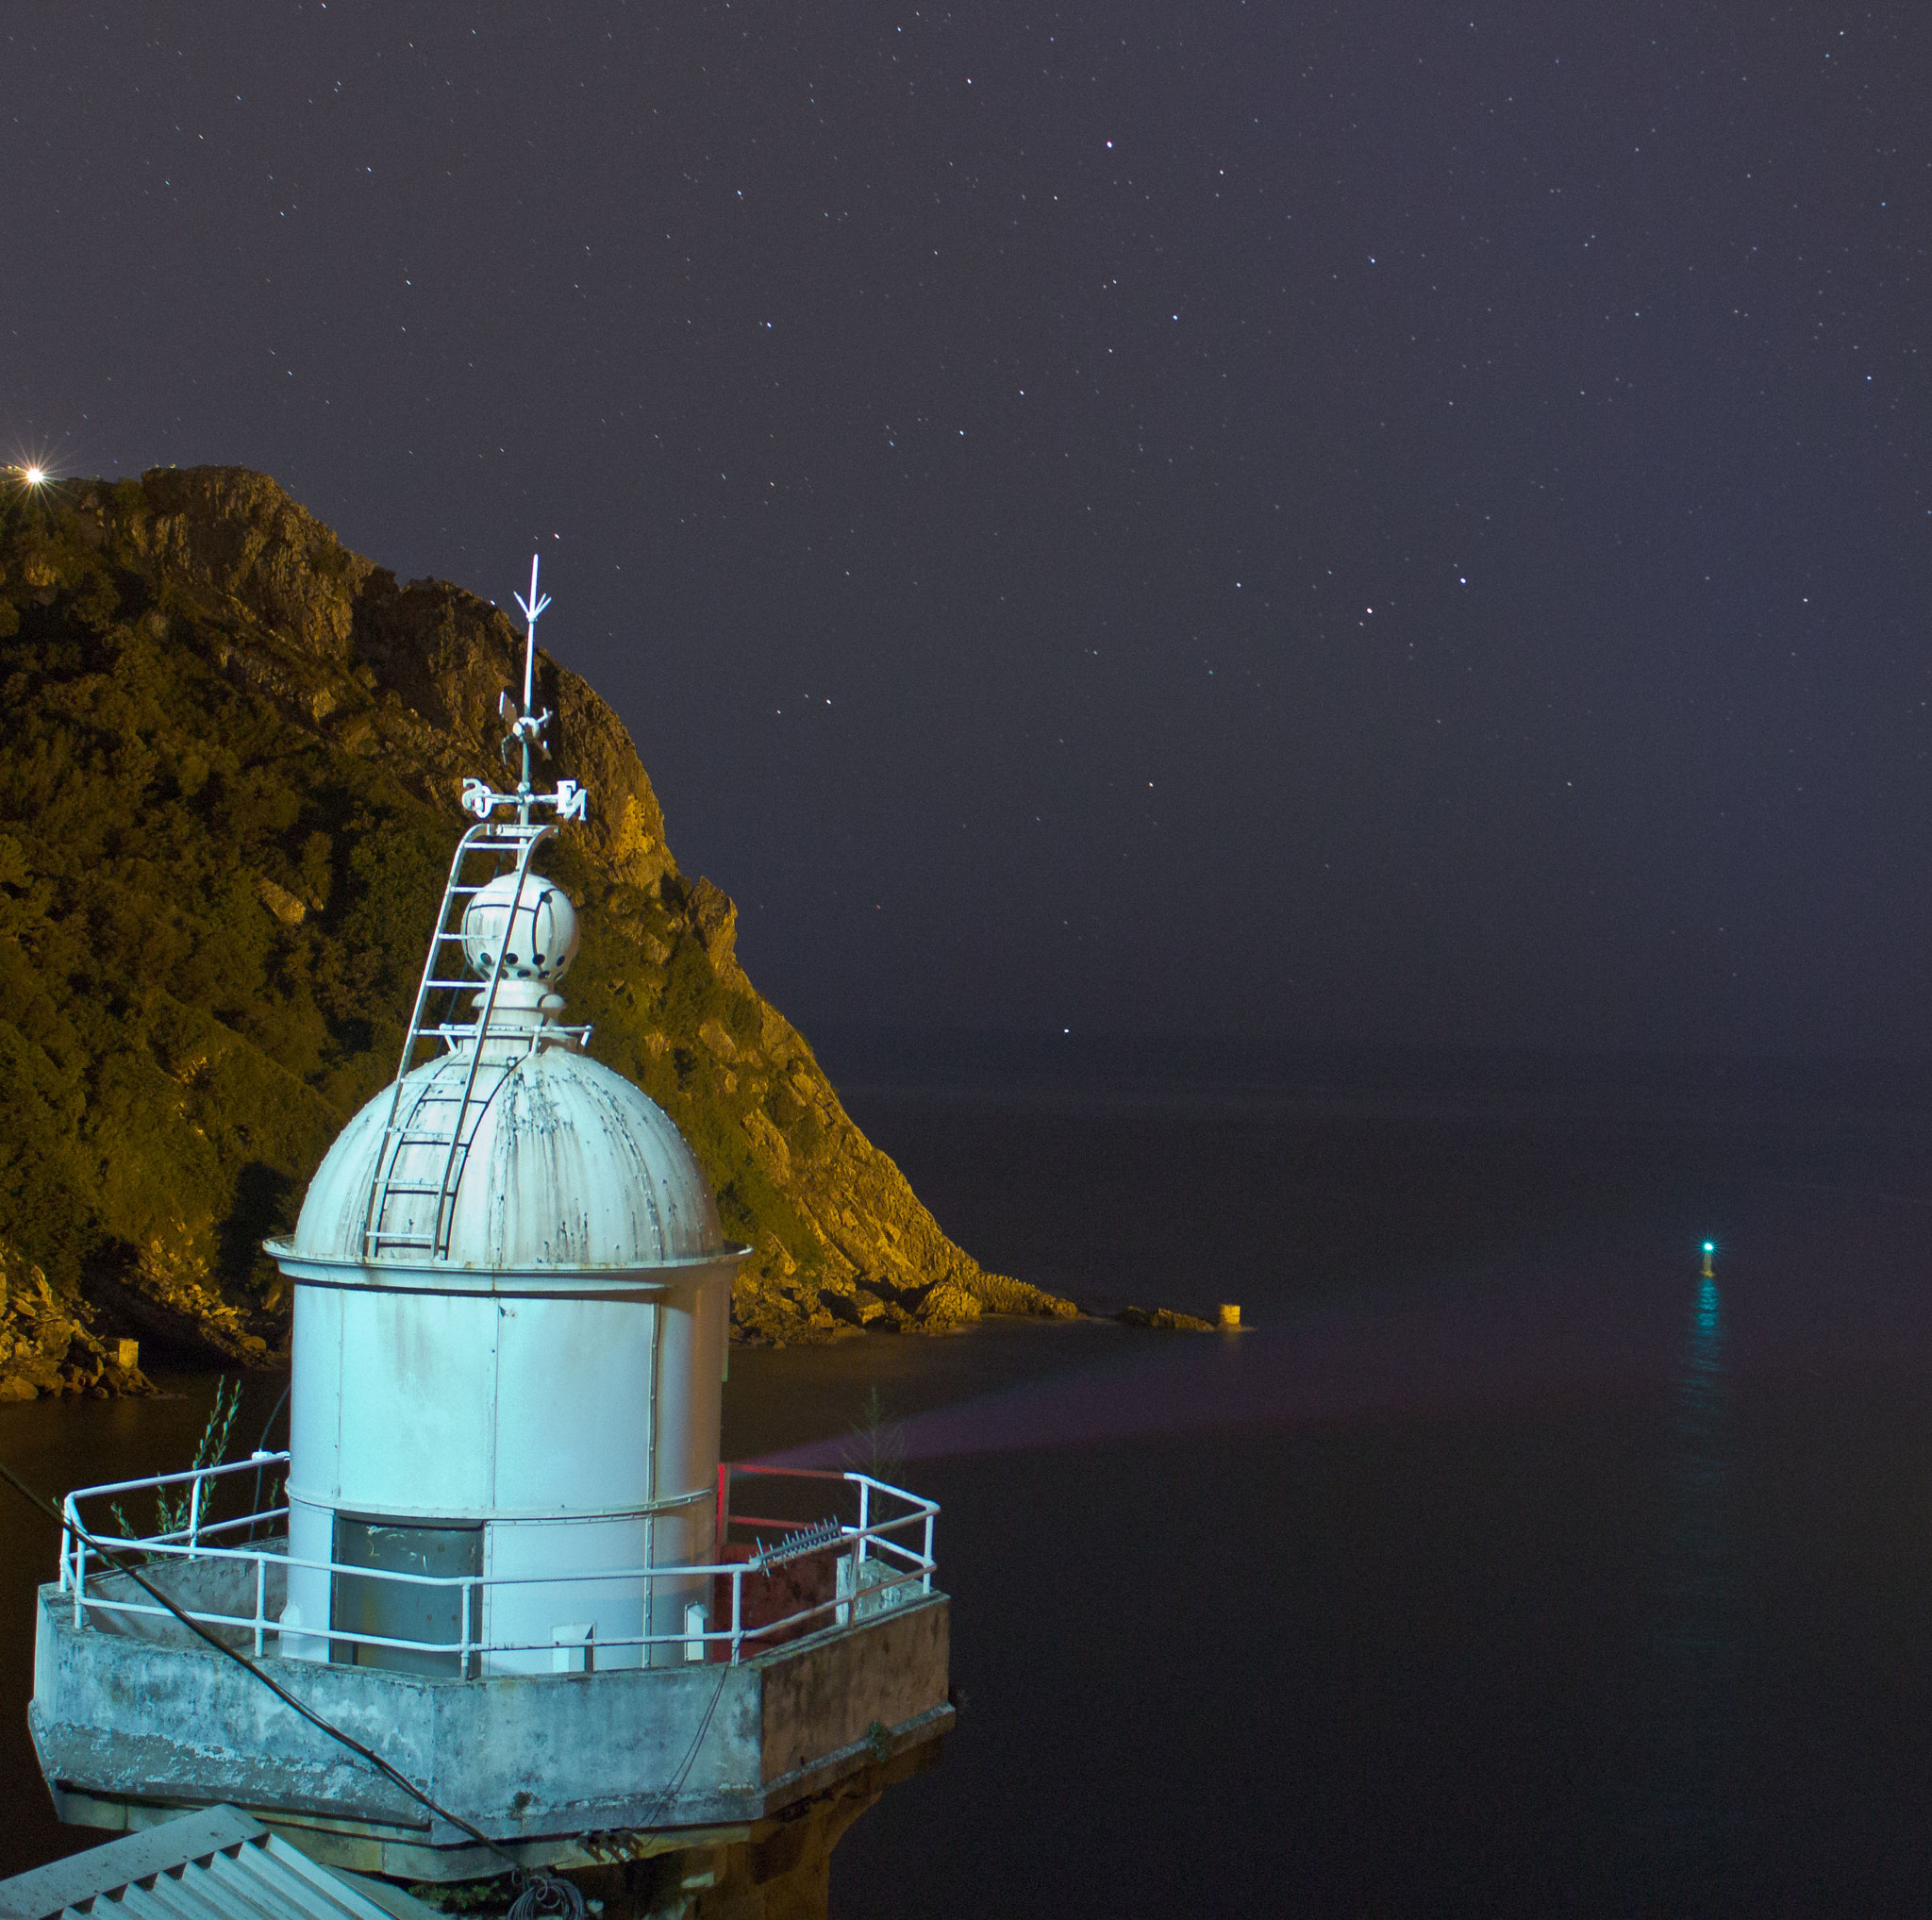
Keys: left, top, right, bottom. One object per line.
{"left": 291, "top": 1043, "right": 725, "bottom": 1271}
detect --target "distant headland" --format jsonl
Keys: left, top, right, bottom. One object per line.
{"left": 0, "top": 465, "right": 1085, "bottom": 1392}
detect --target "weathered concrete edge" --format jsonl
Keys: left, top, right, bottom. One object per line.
{"left": 32, "top": 1581, "right": 951, "bottom": 1853}
{"left": 36, "top": 1713, "right": 955, "bottom": 1882}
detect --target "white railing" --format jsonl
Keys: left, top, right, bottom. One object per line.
{"left": 57, "top": 1455, "right": 938, "bottom": 1670}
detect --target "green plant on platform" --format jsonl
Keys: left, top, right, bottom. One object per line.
{"left": 842, "top": 1384, "right": 907, "bottom": 1480}
{"left": 113, "top": 1376, "right": 242, "bottom": 1540}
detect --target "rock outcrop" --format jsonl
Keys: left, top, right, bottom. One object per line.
{"left": 0, "top": 1242, "right": 152, "bottom": 1401}
{"left": 1114, "top": 1305, "right": 1215, "bottom": 1331}
{"left": 0, "top": 466, "right": 1077, "bottom": 1355}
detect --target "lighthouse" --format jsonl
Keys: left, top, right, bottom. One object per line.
{"left": 272, "top": 560, "right": 739, "bottom": 1678}
{"left": 28, "top": 560, "right": 954, "bottom": 1909}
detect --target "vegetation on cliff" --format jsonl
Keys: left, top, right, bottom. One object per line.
{"left": 0, "top": 466, "right": 1074, "bottom": 1376}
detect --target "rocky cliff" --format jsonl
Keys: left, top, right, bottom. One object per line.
{"left": 0, "top": 466, "right": 1075, "bottom": 1376}
{"left": 0, "top": 1241, "right": 152, "bottom": 1402}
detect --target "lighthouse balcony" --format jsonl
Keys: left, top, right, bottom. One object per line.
{"left": 28, "top": 1458, "right": 953, "bottom": 1880}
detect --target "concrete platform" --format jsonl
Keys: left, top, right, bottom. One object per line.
{"left": 30, "top": 1573, "right": 952, "bottom": 1881}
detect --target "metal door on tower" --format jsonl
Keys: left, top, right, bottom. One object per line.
{"left": 331, "top": 1515, "right": 482, "bottom": 1676}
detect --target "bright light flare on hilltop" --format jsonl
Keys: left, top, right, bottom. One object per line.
{"left": 7, "top": 452, "right": 63, "bottom": 497}
{"left": 5, "top": 436, "right": 71, "bottom": 494}
{"left": 1, "top": 445, "right": 70, "bottom": 524}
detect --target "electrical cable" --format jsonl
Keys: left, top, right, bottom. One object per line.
{"left": 248, "top": 1379, "right": 292, "bottom": 1539}
{"left": 636, "top": 1655, "right": 733, "bottom": 1834}
{"left": 0, "top": 1462, "right": 583, "bottom": 1918}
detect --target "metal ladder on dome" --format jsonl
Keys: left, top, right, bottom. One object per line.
{"left": 359, "top": 820, "right": 557, "bottom": 1261}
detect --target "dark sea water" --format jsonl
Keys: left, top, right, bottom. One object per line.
{"left": 8, "top": 1042, "right": 1932, "bottom": 1915}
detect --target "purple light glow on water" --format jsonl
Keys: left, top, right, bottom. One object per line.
{"left": 759, "top": 1274, "right": 1674, "bottom": 1470}
{"left": 758, "top": 1227, "right": 1932, "bottom": 1475}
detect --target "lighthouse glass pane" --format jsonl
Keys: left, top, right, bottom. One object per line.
{"left": 331, "top": 1516, "right": 482, "bottom": 1677}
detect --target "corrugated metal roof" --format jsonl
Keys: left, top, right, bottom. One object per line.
{"left": 0, "top": 1809, "right": 441, "bottom": 1920}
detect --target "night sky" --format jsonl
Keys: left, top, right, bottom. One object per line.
{"left": 5, "top": 3, "right": 1927, "bottom": 1058}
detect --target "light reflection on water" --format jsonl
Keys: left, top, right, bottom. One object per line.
{"left": 1639, "top": 1269, "right": 1740, "bottom": 1902}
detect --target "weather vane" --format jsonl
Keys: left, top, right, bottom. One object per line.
{"left": 459, "top": 553, "right": 589, "bottom": 826}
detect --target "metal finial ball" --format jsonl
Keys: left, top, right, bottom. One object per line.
{"left": 461, "top": 874, "right": 579, "bottom": 985}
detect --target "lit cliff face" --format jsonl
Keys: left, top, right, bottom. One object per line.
{"left": 0, "top": 465, "right": 1073, "bottom": 1354}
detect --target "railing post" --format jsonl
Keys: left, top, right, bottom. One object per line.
{"left": 67, "top": 1496, "right": 86, "bottom": 1625}
{"left": 254, "top": 1556, "right": 266, "bottom": 1658}
{"left": 922, "top": 1509, "right": 934, "bottom": 1594}
{"left": 461, "top": 1580, "right": 473, "bottom": 1678}
{"left": 188, "top": 1473, "right": 203, "bottom": 1554}
{"left": 858, "top": 1477, "right": 870, "bottom": 1544}
{"left": 731, "top": 1567, "right": 743, "bottom": 1665}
